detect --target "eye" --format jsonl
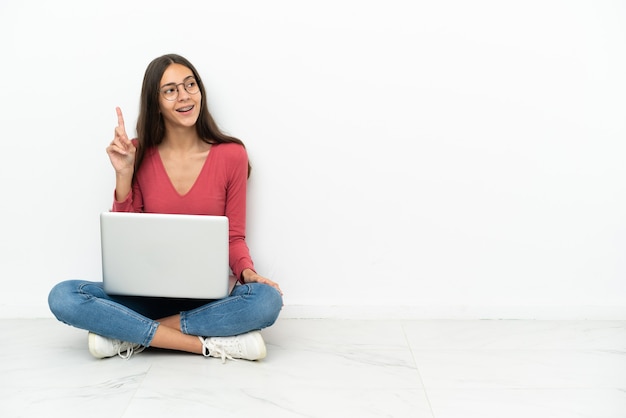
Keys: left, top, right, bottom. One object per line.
{"left": 160, "top": 85, "right": 177, "bottom": 97}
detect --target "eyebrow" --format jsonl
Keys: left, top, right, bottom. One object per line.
{"left": 160, "top": 75, "right": 196, "bottom": 88}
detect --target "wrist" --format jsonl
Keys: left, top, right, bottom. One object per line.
{"left": 115, "top": 168, "right": 134, "bottom": 180}
{"left": 241, "top": 268, "right": 256, "bottom": 282}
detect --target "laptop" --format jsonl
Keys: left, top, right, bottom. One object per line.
{"left": 100, "top": 212, "right": 235, "bottom": 299}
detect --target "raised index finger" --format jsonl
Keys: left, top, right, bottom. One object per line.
{"left": 116, "top": 106, "right": 126, "bottom": 130}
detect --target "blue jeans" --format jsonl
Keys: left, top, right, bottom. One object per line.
{"left": 48, "top": 280, "right": 283, "bottom": 347}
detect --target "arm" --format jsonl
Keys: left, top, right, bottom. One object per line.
{"left": 225, "top": 146, "right": 282, "bottom": 294}
{"left": 224, "top": 145, "right": 254, "bottom": 279}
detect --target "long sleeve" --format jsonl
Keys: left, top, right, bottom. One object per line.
{"left": 223, "top": 145, "right": 255, "bottom": 280}
{"left": 109, "top": 142, "right": 255, "bottom": 280}
{"left": 111, "top": 182, "right": 144, "bottom": 212}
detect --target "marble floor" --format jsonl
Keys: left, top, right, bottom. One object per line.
{"left": 0, "top": 318, "right": 625, "bottom": 417}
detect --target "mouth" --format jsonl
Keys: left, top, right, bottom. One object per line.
{"left": 176, "top": 105, "right": 194, "bottom": 113}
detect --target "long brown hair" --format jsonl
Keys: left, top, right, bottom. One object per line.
{"left": 134, "top": 54, "right": 250, "bottom": 177}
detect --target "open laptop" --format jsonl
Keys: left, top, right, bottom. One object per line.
{"left": 100, "top": 212, "right": 235, "bottom": 299}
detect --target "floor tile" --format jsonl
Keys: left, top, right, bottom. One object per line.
{"left": 414, "top": 349, "right": 626, "bottom": 389}
{"left": 402, "top": 320, "right": 626, "bottom": 350}
{"left": 135, "top": 344, "right": 423, "bottom": 390}
{"left": 262, "top": 318, "right": 410, "bottom": 351}
{"left": 123, "top": 388, "right": 433, "bottom": 418}
{"left": 426, "top": 389, "right": 626, "bottom": 418}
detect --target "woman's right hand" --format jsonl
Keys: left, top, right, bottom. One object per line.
{"left": 106, "top": 107, "right": 136, "bottom": 175}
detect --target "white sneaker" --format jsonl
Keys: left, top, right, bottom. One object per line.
{"left": 199, "top": 331, "right": 266, "bottom": 363}
{"left": 88, "top": 332, "right": 145, "bottom": 359}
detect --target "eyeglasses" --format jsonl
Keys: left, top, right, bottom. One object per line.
{"left": 159, "top": 77, "right": 200, "bottom": 101}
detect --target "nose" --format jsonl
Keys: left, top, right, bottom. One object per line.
{"left": 177, "top": 83, "right": 190, "bottom": 100}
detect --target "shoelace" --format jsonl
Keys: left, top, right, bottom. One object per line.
{"left": 198, "top": 336, "right": 236, "bottom": 363}
{"left": 117, "top": 343, "right": 145, "bottom": 360}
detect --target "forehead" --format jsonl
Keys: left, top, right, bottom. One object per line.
{"left": 160, "top": 63, "right": 195, "bottom": 85}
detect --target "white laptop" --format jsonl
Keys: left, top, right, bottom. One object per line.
{"left": 100, "top": 212, "right": 235, "bottom": 299}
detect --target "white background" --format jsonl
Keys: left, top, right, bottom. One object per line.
{"left": 0, "top": 0, "right": 624, "bottom": 319}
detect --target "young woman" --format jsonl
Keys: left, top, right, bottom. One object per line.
{"left": 48, "top": 54, "right": 283, "bottom": 361}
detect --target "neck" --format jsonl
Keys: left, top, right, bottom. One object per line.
{"left": 161, "top": 127, "right": 203, "bottom": 151}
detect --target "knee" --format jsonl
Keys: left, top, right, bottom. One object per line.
{"left": 254, "top": 283, "right": 283, "bottom": 327}
{"left": 47, "top": 280, "right": 81, "bottom": 323}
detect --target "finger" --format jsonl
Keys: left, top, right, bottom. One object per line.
{"left": 107, "top": 143, "right": 128, "bottom": 156}
{"left": 110, "top": 132, "right": 127, "bottom": 153}
{"left": 109, "top": 133, "right": 134, "bottom": 155}
{"left": 116, "top": 107, "right": 126, "bottom": 131}
{"left": 272, "top": 283, "right": 283, "bottom": 297}
{"left": 263, "top": 279, "right": 283, "bottom": 295}
{"left": 115, "top": 125, "right": 129, "bottom": 143}
{"left": 114, "top": 126, "right": 135, "bottom": 155}
{"left": 247, "top": 274, "right": 282, "bottom": 293}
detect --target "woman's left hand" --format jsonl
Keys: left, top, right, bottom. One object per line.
{"left": 242, "top": 269, "right": 283, "bottom": 296}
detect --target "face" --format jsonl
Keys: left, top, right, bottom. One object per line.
{"left": 158, "top": 63, "right": 202, "bottom": 131}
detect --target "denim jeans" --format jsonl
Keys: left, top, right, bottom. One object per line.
{"left": 48, "top": 280, "right": 283, "bottom": 347}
